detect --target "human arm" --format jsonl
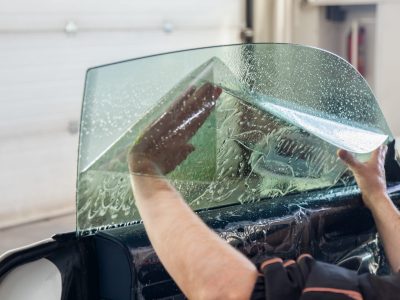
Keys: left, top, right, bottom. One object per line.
{"left": 338, "top": 146, "right": 400, "bottom": 273}
{"left": 128, "top": 84, "right": 258, "bottom": 299}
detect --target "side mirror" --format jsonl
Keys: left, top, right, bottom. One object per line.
{"left": 0, "top": 258, "right": 61, "bottom": 300}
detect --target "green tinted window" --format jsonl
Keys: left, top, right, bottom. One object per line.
{"left": 77, "top": 44, "right": 392, "bottom": 235}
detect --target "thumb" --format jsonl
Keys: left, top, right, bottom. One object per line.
{"left": 337, "top": 149, "right": 361, "bottom": 170}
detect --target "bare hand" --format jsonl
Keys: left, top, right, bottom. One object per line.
{"left": 337, "top": 145, "right": 388, "bottom": 209}
{"left": 129, "top": 83, "right": 222, "bottom": 175}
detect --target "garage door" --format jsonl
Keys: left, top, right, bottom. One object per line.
{"left": 0, "top": 0, "right": 243, "bottom": 228}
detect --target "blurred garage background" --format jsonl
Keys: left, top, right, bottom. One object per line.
{"left": 0, "top": 0, "right": 399, "bottom": 254}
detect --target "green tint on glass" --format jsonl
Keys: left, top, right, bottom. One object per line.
{"left": 77, "top": 44, "right": 393, "bottom": 235}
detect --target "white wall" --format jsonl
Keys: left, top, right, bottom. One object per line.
{"left": 303, "top": 1, "right": 400, "bottom": 137}
{"left": 0, "top": 0, "right": 244, "bottom": 228}
{"left": 375, "top": 2, "right": 400, "bottom": 138}
{"left": 253, "top": 0, "right": 399, "bottom": 137}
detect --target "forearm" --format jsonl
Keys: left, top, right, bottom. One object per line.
{"left": 131, "top": 175, "right": 257, "bottom": 299}
{"left": 369, "top": 193, "right": 400, "bottom": 272}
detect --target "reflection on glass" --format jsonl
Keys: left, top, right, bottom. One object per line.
{"left": 77, "top": 44, "right": 393, "bottom": 235}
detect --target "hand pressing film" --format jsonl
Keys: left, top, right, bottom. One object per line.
{"left": 129, "top": 83, "right": 222, "bottom": 176}
{"left": 338, "top": 145, "right": 388, "bottom": 210}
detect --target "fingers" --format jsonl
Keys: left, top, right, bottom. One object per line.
{"left": 152, "top": 83, "right": 222, "bottom": 143}
{"left": 171, "top": 83, "right": 221, "bottom": 142}
{"left": 180, "top": 144, "right": 195, "bottom": 158}
{"left": 180, "top": 85, "right": 222, "bottom": 141}
{"left": 369, "top": 145, "right": 388, "bottom": 169}
{"left": 169, "top": 86, "right": 197, "bottom": 116}
{"left": 338, "top": 144, "right": 388, "bottom": 172}
{"left": 381, "top": 144, "right": 388, "bottom": 161}
{"left": 132, "top": 83, "right": 220, "bottom": 175}
{"left": 212, "top": 85, "right": 222, "bottom": 100}
{"left": 143, "top": 86, "right": 197, "bottom": 142}
{"left": 158, "top": 86, "right": 197, "bottom": 128}
{"left": 174, "top": 83, "right": 212, "bottom": 122}
{"left": 176, "top": 83, "right": 221, "bottom": 123}
{"left": 375, "top": 144, "right": 388, "bottom": 162}
{"left": 162, "top": 144, "right": 196, "bottom": 174}
{"left": 337, "top": 149, "right": 361, "bottom": 170}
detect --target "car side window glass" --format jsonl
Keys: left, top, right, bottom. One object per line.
{"left": 77, "top": 44, "right": 393, "bottom": 235}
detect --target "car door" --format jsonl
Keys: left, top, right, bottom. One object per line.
{"left": 2, "top": 44, "right": 399, "bottom": 300}
{"left": 0, "top": 232, "right": 98, "bottom": 300}
{"left": 76, "top": 44, "right": 400, "bottom": 299}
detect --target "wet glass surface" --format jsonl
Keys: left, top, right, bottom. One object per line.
{"left": 77, "top": 44, "right": 393, "bottom": 235}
